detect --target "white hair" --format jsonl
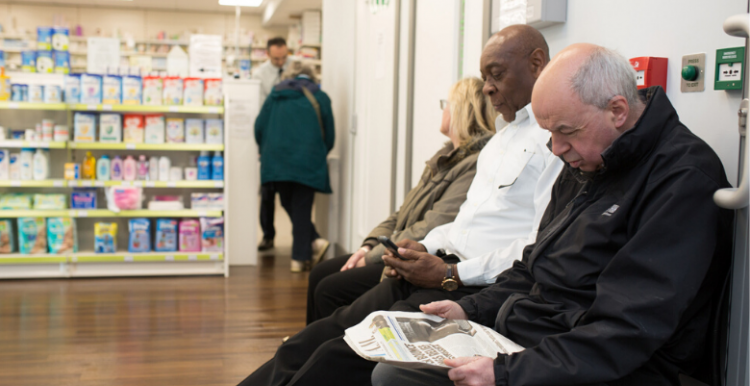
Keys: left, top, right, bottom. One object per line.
{"left": 569, "top": 47, "right": 640, "bottom": 110}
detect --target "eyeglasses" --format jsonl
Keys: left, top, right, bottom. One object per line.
{"left": 440, "top": 99, "right": 449, "bottom": 110}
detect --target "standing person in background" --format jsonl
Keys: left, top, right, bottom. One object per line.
{"left": 253, "top": 37, "right": 290, "bottom": 252}
{"left": 255, "top": 61, "right": 334, "bottom": 273}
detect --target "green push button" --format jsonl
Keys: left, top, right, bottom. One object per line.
{"left": 682, "top": 65, "right": 699, "bottom": 81}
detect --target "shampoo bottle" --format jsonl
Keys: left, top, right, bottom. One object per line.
{"left": 159, "top": 156, "right": 171, "bottom": 182}
{"left": 149, "top": 156, "right": 159, "bottom": 181}
{"left": 19, "top": 149, "right": 33, "bottom": 180}
{"left": 136, "top": 155, "right": 148, "bottom": 180}
{"left": 97, "top": 155, "right": 111, "bottom": 181}
{"left": 123, "top": 155, "right": 136, "bottom": 181}
{"left": 197, "top": 151, "right": 210, "bottom": 180}
{"left": 111, "top": 155, "right": 123, "bottom": 180}
{"left": 211, "top": 151, "right": 223, "bottom": 180}
{"left": 32, "top": 149, "right": 49, "bottom": 180}
{"left": 82, "top": 151, "right": 96, "bottom": 180}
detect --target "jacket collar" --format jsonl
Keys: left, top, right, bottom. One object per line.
{"left": 426, "top": 133, "right": 493, "bottom": 176}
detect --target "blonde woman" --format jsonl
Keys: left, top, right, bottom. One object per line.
{"left": 306, "top": 77, "right": 498, "bottom": 324}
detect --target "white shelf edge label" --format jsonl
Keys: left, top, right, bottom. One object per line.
{"left": 188, "top": 254, "right": 198, "bottom": 261}
{"left": 94, "top": 181, "right": 105, "bottom": 187}
{"left": 10, "top": 181, "right": 21, "bottom": 186}
{"left": 71, "top": 256, "right": 77, "bottom": 262}
{"left": 86, "top": 104, "right": 97, "bottom": 110}
{"left": 125, "top": 143, "right": 136, "bottom": 149}
{"left": 168, "top": 106, "right": 179, "bottom": 112}
{"left": 133, "top": 181, "right": 143, "bottom": 187}
{"left": 124, "top": 255, "right": 134, "bottom": 262}
{"left": 8, "top": 102, "right": 19, "bottom": 109}
{"left": 53, "top": 180, "right": 64, "bottom": 187}
{"left": 68, "top": 210, "right": 77, "bottom": 216}
{"left": 166, "top": 182, "right": 177, "bottom": 187}
{"left": 81, "top": 181, "right": 92, "bottom": 187}
{"left": 165, "top": 255, "right": 175, "bottom": 261}
{"left": 122, "top": 181, "right": 132, "bottom": 186}
{"left": 78, "top": 210, "right": 88, "bottom": 217}
{"left": 102, "top": 105, "right": 113, "bottom": 111}
{"left": 210, "top": 254, "right": 219, "bottom": 260}
{"left": 214, "top": 181, "right": 223, "bottom": 188}
{"left": 145, "top": 181, "right": 156, "bottom": 187}
{"left": 208, "top": 107, "right": 219, "bottom": 113}
{"left": 197, "top": 211, "right": 207, "bottom": 217}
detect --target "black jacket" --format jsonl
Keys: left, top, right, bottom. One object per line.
{"left": 457, "top": 87, "right": 734, "bottom": 386}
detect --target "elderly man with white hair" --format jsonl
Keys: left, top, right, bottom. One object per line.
{"left": 372, "top": 43, "right": 733, "bottom": 386}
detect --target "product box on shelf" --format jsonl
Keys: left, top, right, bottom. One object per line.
{"left": 145, "top": 115, "right": 165, "bottom": 144}
{"left": 163, "top": 77, "right": 183, "bottom": 105}
{"left": 44, "top": 85, "right": 62, "bottom": 103}
{"left": 0, "top": 150, "right": 8, "bottom": 180}
{"left": 71, "top": 189, "right": 97, "bottom": 209}
{"left": 52, "top": 27, "right": 70, "bottom": 51}
{"left": 64, "top": 74, "right": 81, "bottom": 103}
{"left": 17, "top": 217, "right": 47, "bottom": 254}
{"left": 106, "top": 186, "right": 143, "bottom": 211}
{"left": 205, "top": 119, "right": 223, "bottom": 144}
{"left": 36, "top": 51, "right": 54, "bottom": 74}
{"left": 47, "top": 217, "right": 78, "bottom": 254}
{"left": 28, "top": 85, "right": 44, "bottom": 103}
{"left": 0, "top": 219, "right": 15, "bottom": 253}
{"left": 64, "top": 163, "right": 80, "bottom": 180}
{"left": 0, "top": 194, "right": 32, "bottom": 209}
{"left": 191, "top": 193, "right": 224, "bottom": 210}
{"left": 143, "top": 76, "right": 163, "bottom": 105}
{"left": 37, "top": 27, "right": 53, "bottom": 51}
{"left": 185, "top": 119, "right": 203, "bottom": 144}
{"left": 128, "top": 218, "right": 151, "bottom": 252}
{"left": 80, "top": 74, "right": 103, "bottom": 104}
{"left": 166, "top": 118, "right": 185, "bottom": 143}
{"left": 9, "top": 153, "right": 20, "bottom": 180}
{"left": 94, "top": 222, "right": 117, "bottom": 253}
{"left": 122, "top": 76, "right": 143, "bottom": 105}
{"left": 100, "top": 113, "right": 122, "bottom": 143}
{"left": 21, "top": 50, "right": 36, "bottom": 73}
{"left": 204, "top": 79, "right": 223, "bottom": 106}
{"left": 33, "top": 194, "right": 66, "bottom": 210}
{"left": 103, "top": 75, "right": 122, "bottom": 105}
{"left": 183, "top": 78, "right": 203, "bottom": 106}
{"left": 179, "top": 219, "right": 201, "bottom": 252}
{"left": 200, "top": 217, "right": 224, "bottom": 252}
{"left": 74, "top": 112, "right": 96, "bottom": 142}
{"left": 53, "top": 51, "right": 69, "bottom": 74}
{"left": 155, "top": 218, "right": 178, "bottom": 252}
{"left": 123, "top": 114, "right": 145, "bottom": 143}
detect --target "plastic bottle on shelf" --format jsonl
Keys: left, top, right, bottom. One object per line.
{"left": 20, "top": 149, "right": 34, "bottom": 181}
{"left": 149, "top": 156, "right": 159, "bottom": 181}
{"left": 111, "top": 155, "right": 123, "bottom": 181}
{"left": 211, "top": 151, "right": 223, "bottom": 180}
{"left": 82, "top": 151, "right": 96, "bottom": 180}
{"left": 136, "top": 155, "right": 148, "bottom": 180}
{"left": 97, "top": 155, "right": 111, "bottom": 181}
{"left": 32, "top": 149, "right": 49, "bottom": 180}
{"left": 159, "top": 156, "right": 171, "bottom": 182}
{"left": 197, "top": 151, "right": 210, "bottom": 180}
{"left": 123, "top": 155, "right": 136, "bottom": 181}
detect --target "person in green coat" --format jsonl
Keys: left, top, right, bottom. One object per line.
{"left": 255, "top": 61, "right": 335, "bottom": 272}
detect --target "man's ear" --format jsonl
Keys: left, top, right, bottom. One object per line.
{"left": 529, "top": 48, "right": 547, "bottom": 79}
{"left": 608, "top": 96, "right": 630, "bottom": 130}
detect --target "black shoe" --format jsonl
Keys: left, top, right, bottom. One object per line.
{"left": 258, "top": 238, "right": 274, "bottom": 251}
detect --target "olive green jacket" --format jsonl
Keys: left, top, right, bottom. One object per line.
{"left": 362, "top": 133, "right": 493, "bottom": 264}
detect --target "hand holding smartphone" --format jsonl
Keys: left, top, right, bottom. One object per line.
{"left": 377, "top": 236, "right": 408, "bottom": 261}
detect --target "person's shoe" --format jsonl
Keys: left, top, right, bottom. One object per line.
{"left": 290, "top": 259, "right": 307, "bottom": 273}
{"left": 258, "top": 238, "right": 274, "bottom": 251}
{"left": 311, "top": 238, "right": 330, "bottom": 267}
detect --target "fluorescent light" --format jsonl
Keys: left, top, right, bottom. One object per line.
{"left": 218, "top": 0, "right": 263, "bottom": 6}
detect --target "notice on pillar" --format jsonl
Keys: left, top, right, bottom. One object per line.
{"left": 227, "top": 97, "right": 255, "bottom": 139}
{"left": 189, "top": 34, "right": 223, "bottom": 78}
{"left": 87, "top": 37, "right": 121, "bottom": 74}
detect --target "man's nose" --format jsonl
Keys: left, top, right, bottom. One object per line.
{"left": 482, "top": 81, "right": 495, "bottom": 96}
{"left": 550, "top": 134, "right": 569, "bottom": 157}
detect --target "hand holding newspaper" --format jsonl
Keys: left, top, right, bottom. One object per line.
{"left": 344, "top": 311, "right": 524, "bottom": 369}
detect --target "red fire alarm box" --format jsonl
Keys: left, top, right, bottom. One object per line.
{"left": 629, "top": 57, "right": 668, "bottom": 91}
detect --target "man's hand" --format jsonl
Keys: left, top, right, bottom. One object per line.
{"left": 419, "top": 300, "right": 468, "bottom": 320}
{"left": 445, "top": 357, "right": 495, "bottom": 386}
{"left": 382, "top": 247, "right": 446, "bottom": 288}
{"left": 381, "top": 239, "right": 426, "bottom": 279}
{"left": 341, "top": 246, "right": 370, "bottom": 271}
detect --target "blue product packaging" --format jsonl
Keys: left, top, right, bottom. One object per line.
{"left": 28, "top": 85, "right": 44, "bottom": 103}
{"left": 94, "top": 222, "right": 118, "bottom": 253}
{"left": 37, "top": 27, "right": 53, "bottom": 51}
{"left": 44, "top": 85, "right": 62, "bottom": 103}
{"left": 52, "top": 27, "right": 69, "bottom": 51}
{"left": 21, "top": 50, "right": 36, "bottom": 73}
{"left": 80, "top": 74, "right": 102, "bottom": 104}
{"left": 47, "top": 217, "right": 78, "bottom": 254}
{"left": 154, "top": 218, "right": 178, "bottom": 252}
{"left": 211, "top": 151, "right": 223, "bottom": 180}
{"left": 239, "top": 59, "right": 251, "bottom": 79}
{"left": 0, "top": 50, "right": 5, "bottom": 68}
{"left": 0, "top": 219, "right": 15, "bottom": 253}
{"left": 103, "top": 75, "right": 122, "bottom": 104}
{"left": 128, "top": 218, "right": 151, "bottom": 252}
{"left": 71, "top": 189, "right": 97, "bottom": 209}
{"left": 17, "top": 217, "right": 47, "bottom": 254}
{"left": 200, "top": 217, "right": 224, "bottom": 252}
{"left": 197, "top": 151, "right": 210, "bottom": 180}
{"left": 122, "top": 76, "right": 142, "bottom": 105}
{"left": 36, "top": 50, "right": 54, "bottom": 73}
{"left": 11, "top": 84, "right": 24, "bottom": 102}
{"left": 53, "top": 50, "right": 70, "bottom": 74}
{"left": 64, "top": 74, "right": 81, "bottom": 103}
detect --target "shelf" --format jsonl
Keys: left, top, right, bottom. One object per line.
{"left": 0, "top": 102, "right": 68, "bottom": 111}
{"left": 0, "top": 209, "right": 222, "bottom": 218}
{"left": 0, "top": 179, "right": 66, "bottom": 187}
{"left": 68, "top": 180, "right": 224, "bottom": 188}
{"left": 0, "top": 140, "right": 67, "bottom": 149}
{"left": 71, "top": 252, "right": 223, "bottom": 263}
{"left": 68, "top": 142, "right": 224, "bottom": 151}
{"left": 0, "top": 254, "right": 68, "bottom": 264}
{"left": 68, "top": 104, "right": 224, "bottom": 114}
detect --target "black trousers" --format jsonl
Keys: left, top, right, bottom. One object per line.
{"left": 306, "top": 255, "right": 385, "bottom": 324}
{"left": 260, "top": 182, "right": 277, "bottom": 241}
{"left": 274, "top": 182, "right": 320, "bottom": 262}
{"left": 237, "top": 257, "right": 483, "bottom": 386}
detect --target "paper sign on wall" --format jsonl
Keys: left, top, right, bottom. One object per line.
{"left": 87, "top": 37, "right": 121, "bottom": 74}
{"left": 189, "top": 34, "right": 223, "bottom": 78}
{"left": 498, "top": 0, "right": 528, "bottom": 29}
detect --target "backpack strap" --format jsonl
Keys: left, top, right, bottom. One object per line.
{"left": 301, "top": 87, "right": 325, "bottom": 141}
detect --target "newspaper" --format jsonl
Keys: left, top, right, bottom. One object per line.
{"left": 344, "top": 311, "right": 524, "bottom": 369}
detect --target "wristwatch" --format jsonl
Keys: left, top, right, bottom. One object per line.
{"left": 441, "top": 264, "right": 459, "bottom": 291}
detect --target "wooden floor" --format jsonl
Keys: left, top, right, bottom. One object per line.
{"left": 0, "top": 251, "right": 308, "bottom": 386}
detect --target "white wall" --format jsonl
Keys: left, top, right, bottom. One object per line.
{"left": 538, "top": 0, "right": 746, "bottom": 185}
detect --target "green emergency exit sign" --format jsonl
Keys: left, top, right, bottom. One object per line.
{"left": 715, "top": 47, "right": 744, "bottom": 91}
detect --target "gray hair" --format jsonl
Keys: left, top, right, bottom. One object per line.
{"left": 569, "top": 47, "right": 640, "bottom": 110}
{"left": 281, "top": 60, "right": 318, "bottom": 84}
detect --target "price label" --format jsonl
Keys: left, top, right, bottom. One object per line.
{"left": 166, "top": 182, "right": 177, "bottom": 187}
{"left": 197, "top": 211, "right": 207, "bottom": 217}
{"left": 80, "top": 181, "right": 93, "bottom": 187}
{"left": 188, "top": 255, "right": 198, "bottom": 261}
{"left": 168, "top": 106, "right": 179, "bottom": 112}
{"left": 94, "top": 181, "right": 105, "bottom": 187}
{"left": 68, "top": 210, "right": 77, "bottom": 216}
{"left": 121, "top": 181, "right": 132, "bottom": 186}
{"left": 10, "top": 181, "right": 21, "bottom": 186}
{"left": 214, "top": 181, "right": 223, "bottom": 188}
{"left": 210, "top": 254, "right": 219, "bottom": 260}
{"left": 86, "top": 104, "right": 97, "bottom": 110}
{"left": 53, "top": 180, "right": 64, "bottom": 187}
{"left": 8, "top": 102, "right": 19, "bottom": 109}
{"left": 124, "top": 255, "right": 134, "bottom": 262}
{"left": 145, "top": 181, "right": 156, "bottom": 187}
{"left": 126, "top": 144, "right": 136, "bottom": 150}
{"left": 102, "top": 105, "right": 113, "bottom": 111}
{"left": 133, "top": 181, "right": 143, "bottom": 187}
{"left": 208, "top": 107, "right": 220, "bottom": 114}
{"left": 165, "top": 255, "right": 175, "bottom": 261}
{"left": 77, "top": 210, "right": 89, "bottom": 217}
{"left": 71, "top": 256, "right": 78, "bottom": 262}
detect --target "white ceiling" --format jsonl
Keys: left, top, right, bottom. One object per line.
{"left": 3, "top": 0, "right": 267, "bottom": 14}
{"left": 263, "top": 0, "right": 322, "bottom": 26}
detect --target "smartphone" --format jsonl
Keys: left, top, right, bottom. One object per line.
{"left": 377, "top": 236, "right": 408, "bottom": 260}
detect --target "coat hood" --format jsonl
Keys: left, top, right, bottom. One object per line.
{"left": 272, "top": 75, "right": 320, "bottom": 97}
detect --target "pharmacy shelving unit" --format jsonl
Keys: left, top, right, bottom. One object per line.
{"left": 0, "top": 101, "right": 229, "bottom": 279}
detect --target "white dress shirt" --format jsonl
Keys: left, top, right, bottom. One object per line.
{"left": 252, "top": 59, "right": 289, "bottom": 105}
{"left": 420, "top": 104, "right": 563, "bottom": 286}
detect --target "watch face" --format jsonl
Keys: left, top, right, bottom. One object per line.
{"left": 443, "top": 279, "right": 459, "bottom": 292}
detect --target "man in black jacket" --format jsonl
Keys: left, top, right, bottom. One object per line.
{"left": 372, "top": 43, "right": 734, "bottom": 386}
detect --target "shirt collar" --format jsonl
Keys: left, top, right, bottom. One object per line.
{"left": 511, "top": 104, "right": 532, "bottom": 126}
